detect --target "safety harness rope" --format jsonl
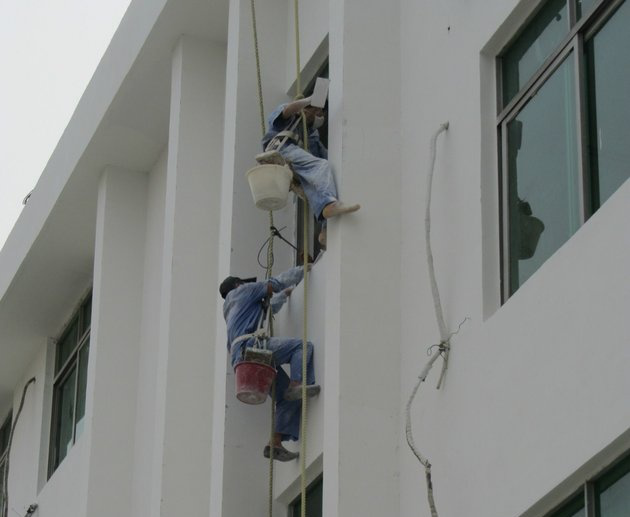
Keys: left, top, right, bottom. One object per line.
{"left": 292, "top": 1, "right": 311, "bottom": 515}
{"left": 249, "top": 0, "right": 310, "bottom": 514}
{"left": 248, "top": 1, "right": 278, "bottom": 514}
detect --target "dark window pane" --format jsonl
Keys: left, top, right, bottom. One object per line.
{"left": 290, "top": 477, "right": 323, "bottom": 517}
{"left": 585, "top": 0, "right": 630, "bottom": 211}
{"left": 52, "top": 367, "right": 77, "bottom": 469}
{"left": 547, "top": 494, "right": 585, "bottom": 517}
{"left": 577, "top": 0, "right": 597, "bottom": 19}
{"left": 74, "top": 340, "right": 90, "bottom": 439}
{"left": 597, "top": 456, "right": 630, "bottom": 517}
{"left": 502, "top": 0, "right": 569, "bottom": 105}
{"left": 81, "top": 296, "right": 92, "bottom": 335}
{"left": 507, "top": 55, "right": 580, "bottom": 293}
{"left": 599, "top": 472, "right": 630, "bottom": 516}
{"left": 0, "top": 415, "right": 11, "bottom": 456}
{"left": 56, "top": 318, "right": 79, "bottom": 373}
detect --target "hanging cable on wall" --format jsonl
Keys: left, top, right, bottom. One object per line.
{"left": 1, "top": 377, "right": 36, "bottom": 517}
{"left": 404, "top": 122, "right": 469, "bottom": 517}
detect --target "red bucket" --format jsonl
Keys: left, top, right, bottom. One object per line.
{"left": 235, "top": 361, "right": 277, "bottom": 405}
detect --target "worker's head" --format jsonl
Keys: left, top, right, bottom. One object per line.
{"left": 219, "top": 276, "right": 256, "bottom": 299}
{"left": 303, "top": 106, "right": 325, "bottom": 129}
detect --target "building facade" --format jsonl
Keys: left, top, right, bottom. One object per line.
{"left": 0, "top": 0, "right": 628, "bottom": 516}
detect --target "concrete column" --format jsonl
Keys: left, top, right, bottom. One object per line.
{"left": 84, "top": 166, "right": 148, "bottom": 517}
{"left": 152, "top": 36, "right": 226, "bottom": 516}
{"left": 210, "top": 1, "right": 293, "bottom": 515}
{"left": 323, "top": 0, "right": 402, "bottom": 515}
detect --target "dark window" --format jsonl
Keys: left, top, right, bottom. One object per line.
{"left": 49, "top": 292, "right": 91, "bottom": 476}
{"left": 0, "top": 414, "right": 12, "bottom": 517}
{"left": 289, "top": 476, "right": 323, "bottom": 517}
{"left": 544, "top": 453, "right": 630, "bottom": 517}
{"left": 296, "top": 61, "right": 329, "bottom": 265}
{"left": 498, "top": 0, "right": 630, "bottom": 299}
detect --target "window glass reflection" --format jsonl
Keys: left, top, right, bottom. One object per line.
{"left": 502, "top": 0, "right": 569, "bottom": 105}
{"left": 507, "top": 55, "right": 579, "bottom": 293}
{"left": 585, "top": 0, "right": 630, "bottom": 210}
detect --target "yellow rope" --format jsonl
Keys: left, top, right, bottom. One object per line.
{"left": 248, "top": 2, "right": 278, "bottom": 515}
{"left": 292, "top": 1, "right": 310, "bottom": 515}
{"left": 249, "top": 0, "right": 309, "bottom": 514}
{"left": 250, "top": 0, "right": 266, "bottom": 137}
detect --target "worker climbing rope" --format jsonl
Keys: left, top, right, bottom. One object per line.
{"left": 219, "top": 268, "right": 320, "bottom": 461}
{"left": 259, "top": 96, "right": 360, "bottom": 247}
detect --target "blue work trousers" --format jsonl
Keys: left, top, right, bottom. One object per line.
{"left": 232, "top": 337, "right": 315, "bottom": 442}
{"left": 280, "top": 143, "right": 337, "bottom": 220}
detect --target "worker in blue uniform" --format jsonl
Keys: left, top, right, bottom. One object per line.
{"left": 262, "top": 97, "right": 360, "bottom": 244}
{"left": 220, "top": 265, "right": 319, "bottom": 462}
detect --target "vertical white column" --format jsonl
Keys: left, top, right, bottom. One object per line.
{"left": 85, "top": 166, "right": 148, "bottom": 517}
{"left": 211, "top": 0, "right": 292, "bottom": 515}
{"left": 152, "top": 36, "right": 226, "bottom": 516}
{"left": 324, "top": 0, "right": 402, "bottom": 515}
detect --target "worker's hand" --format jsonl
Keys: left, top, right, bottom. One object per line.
{"left": 283, "top": 287, "right": 294, "bottom": 297}
{"left": 305, "top": 263, "right": 313, "bottom": 273}
{"left": 282, "top": 97, "right": 312, "bottom": 118}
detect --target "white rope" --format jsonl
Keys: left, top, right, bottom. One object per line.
{"left": 425, "top": 122, "right": 450, "bottom": 344}
{"left": 405, "top": 122, "right": 449, "bottom": 517}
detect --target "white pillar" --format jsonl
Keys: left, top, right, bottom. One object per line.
{"left": 211, "top": 0, "right": 293, "bottom": 515}
{"left": 85, "top": 166, "right": 148, "bottom": 517}
{"left": 324, "top": 0, "right": 402, "bottom": 515}
{"left": 152, "top": 36, "right": 226, "bottom": 516}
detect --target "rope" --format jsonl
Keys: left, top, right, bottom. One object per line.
{"left": 249, "top": 0, "right": 266, "bottom": 137}
{"left": 291, "top": 1, "right": 310, "bottom": 515}
{"left": 247, "top": 2, "right": 278, "bottom": 513}
{"left": 1, "top": 378, "right": 36, "bottom": 517}
{"left": 405, "top": 123, "right": 449, "bottom": 517}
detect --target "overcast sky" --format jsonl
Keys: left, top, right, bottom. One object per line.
{"left": 0, "top": 0, "right": 132, "bottom": 251}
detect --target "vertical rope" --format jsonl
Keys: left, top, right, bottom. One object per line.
{"left": 248, "top": 1, "right": 278, "bottom": 514}
{"left": 300, "top": 204, "right": 309, "bottom": 517}
{"left": 250, "top": 0, "right": 266, "bottom": 137}
{"left": 292, "top": 1, "right": 309, "bottom": 515}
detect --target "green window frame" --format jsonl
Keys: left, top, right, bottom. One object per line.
{"left": 497, "top": 0, "right": 630, "bottom": 299}
{"left": 48, "top": 292, "right": 92, "bottom": 477}
{"left": 545, "top": 453, "right": 630, "bottom": 516}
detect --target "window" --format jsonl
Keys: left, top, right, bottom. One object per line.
{"left": 545, "top": 453, "right": 630, "bottom": 517}
{"left": 289, "top": 476, "right": 322, "bottom": 517}
{"left": 0, "top": 414, "right": 11, "bottom": 517}
{"left": 48, "top": 293, "right": 91, "bottom": 476}
{"left": 296, "top": 61, "right": 329, "bottom": 265}
{"left": 497, "top": 0, "right": 630, "bottom": 298}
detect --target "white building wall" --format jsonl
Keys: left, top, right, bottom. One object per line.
{"left": 2, "top": 1, "right": 629, "bottom": 517}
{"left": 399, "top": 2, "right": 630, "bottom": 517}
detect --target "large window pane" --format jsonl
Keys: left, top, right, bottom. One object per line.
{"left": 507, "top": 54, "right": 580, "bottom": 293}
{"left": 52, "top": 367, "right": 77, "bottom": 469}
{"left": 597, "top": 456, "right": 630, "bottom": 517}
{"left": 502, "top": 0, "right": 569, "bottom": 105}
{"left": 585, "top": 0, "right": 630, "bottom": 210}
{"left": 56, "top": 318, "right": 78, "bottom": 373}
{"left": 74, "top": 341, "right": 90, "bottom": 439}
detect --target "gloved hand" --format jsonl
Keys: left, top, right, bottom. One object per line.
{"left": 282, "top": 96, "right": 312, "bottom": 118}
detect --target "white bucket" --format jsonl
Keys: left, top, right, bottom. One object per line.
{"left": 246, "top": 164, "right": 293, "bottom": 211}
